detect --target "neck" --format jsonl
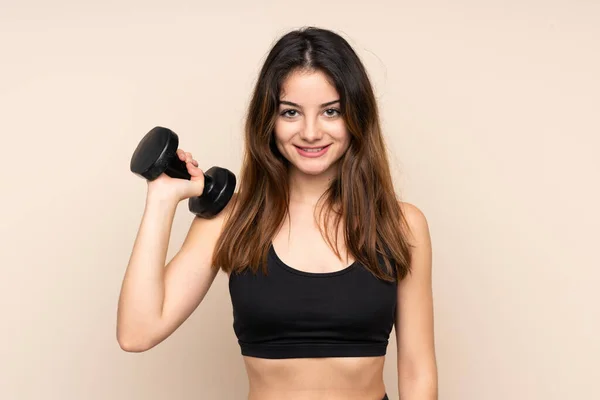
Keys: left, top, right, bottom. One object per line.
{"left": 287, "top": 166, "right": 337, "bottom": 206}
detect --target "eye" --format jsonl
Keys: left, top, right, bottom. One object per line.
{"left": 324, "top": 108, "right": 341, "bottom": 117}
{"left": 280, "top": 109, "right": 299, "bottom": 118}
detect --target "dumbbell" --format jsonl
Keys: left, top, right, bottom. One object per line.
{"left": 130, "top": 126, "right": 236, "bottom": 218}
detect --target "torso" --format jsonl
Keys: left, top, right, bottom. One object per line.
{"left": 228, "top": 200, "right": 389, "bottom": 400}
{"left": 243, "top": 356, "right": 386, "bottom": 400}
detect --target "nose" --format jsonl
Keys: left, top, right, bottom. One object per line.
{"left": 299, "top": 116, "right": 323, "bottom": 142}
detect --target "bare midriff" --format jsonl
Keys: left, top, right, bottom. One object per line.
{"left": 243, "top": 355, "right": 387, "bottom": 400}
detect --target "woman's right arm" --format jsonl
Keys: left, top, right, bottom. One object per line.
{"left": 116, "top": 151, "right": 230, "bottom": 352}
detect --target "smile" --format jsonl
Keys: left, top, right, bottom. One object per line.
{"left": 294, "top": 144, "right": 332, "bottom": 158}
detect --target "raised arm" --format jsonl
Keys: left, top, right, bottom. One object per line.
{"left": 116, "top": 148, "right": 233, "bottom": 352}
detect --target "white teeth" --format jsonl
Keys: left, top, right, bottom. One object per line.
{"left": 302, "top": 147, "right": 324, "bottom": 152}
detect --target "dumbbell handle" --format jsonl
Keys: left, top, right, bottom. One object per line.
{"left": 130, "top": 126, "right": 235, "bottom": 218}
{"left": 164, "top": 156, "right": 214, "bottom": 195}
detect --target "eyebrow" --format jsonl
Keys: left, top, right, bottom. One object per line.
{"left": 278, "top": 99, "right": 340, "bottom": 108}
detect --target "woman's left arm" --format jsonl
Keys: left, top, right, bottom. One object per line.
{"left": 395, "top": 202, "right": 438, "bottom": 399}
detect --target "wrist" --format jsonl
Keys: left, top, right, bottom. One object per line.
{"left": 146, "top": 188, "right": 181, "bottom": 207}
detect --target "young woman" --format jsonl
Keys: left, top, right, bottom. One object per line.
{"left": 117, "top": 26, "right": 438, "bottom": 400}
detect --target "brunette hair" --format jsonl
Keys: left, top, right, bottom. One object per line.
{"left": 212, "top": 26, "right": 413, "bottom": 282}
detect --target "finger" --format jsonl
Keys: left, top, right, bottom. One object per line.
{"left": 188, "top": 164, "right": 204, "bottom": 177}
{"left": 185, "top": 152, "right": 192, "bottom": 163}
{"left": 177, "top": 149, "right": 185, "bottom": 161}
{"left": 191, "top": 159, "right": 199, "bottom": 167}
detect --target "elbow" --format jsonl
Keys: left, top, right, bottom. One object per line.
{"left": 116, "top": 328, "right": 157, "bottom": 353}
{"left": 117, "top": 337, "right": 151, "bottom": 353}
{"left": 402, "top": 369, "right": 438, "bottom": 386}
{"left": 398, "top": 378, "right": 438, "bottom": 400}
{"left": 398, "top": 361, "right": 438, "bottom": 399}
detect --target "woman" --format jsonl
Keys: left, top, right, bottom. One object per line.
{"left": 117, "top": 26, "right": 438, "bottom": 400}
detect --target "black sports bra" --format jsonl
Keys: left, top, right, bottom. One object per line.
{"left": 228, "top": 243, "right": 397, "bottom": 359}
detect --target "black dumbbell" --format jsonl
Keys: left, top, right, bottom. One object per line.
{"left": 130, "top": 126, "right": 236, "bottom": 218}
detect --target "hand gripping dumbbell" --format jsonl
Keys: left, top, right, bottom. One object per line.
{"left": 129, "top": 126, "right": 236, "bottom": 218}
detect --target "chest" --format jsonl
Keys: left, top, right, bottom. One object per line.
{"left": 228, "top": 256, "right": 398, "bottom": 338}
{"left": 272, "top": 208, "right": 354, "bottom": 274}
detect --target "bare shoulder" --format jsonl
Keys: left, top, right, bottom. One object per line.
{"left": 399, "top": 201, "right": 431, "bottom": 246}
{"left": 395, "top": 201, "right": 437, "bottom": 393}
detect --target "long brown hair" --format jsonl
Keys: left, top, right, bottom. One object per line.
{"left": 212, "top": 27, "right": 413, "bottom": 282}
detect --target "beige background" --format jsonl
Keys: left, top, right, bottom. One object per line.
{"left": 1, "top": 1, "right": 599, "bottom": 399}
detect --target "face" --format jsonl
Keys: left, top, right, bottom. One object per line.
{"left": 274, "top": 69, "right": 350, "bottom": 177}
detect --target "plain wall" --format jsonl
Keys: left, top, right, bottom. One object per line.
{"left": 1, "top": 1, "right": 599, "bottom": 399}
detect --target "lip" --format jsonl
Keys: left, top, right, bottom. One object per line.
{"left": 294, "top": 144, "right": 331, "bottom": 158}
